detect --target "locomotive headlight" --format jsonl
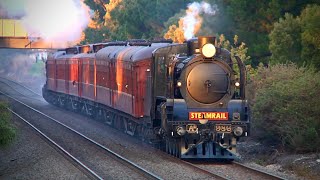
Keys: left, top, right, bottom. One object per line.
{"left": 201, "top": 43, "right": 216, "bottom": 58}
{"left": 177, "top": 81, "right": 182, "bottom": 87}
{"left": 199, "top": 119, "right": 208, "bottom": 124}
{"left": 235, "top": 82, "right": 240, "bottom": 87}
{"left": 233, "top": 126, "right": 243, "bottom": 137}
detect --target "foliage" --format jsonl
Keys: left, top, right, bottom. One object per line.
{"left": 84, "top": 0, "right": 106, "bottom": 24}
{"left": 217, "top": 34, "right": 250, "bottom": 63}
{"left": 83, "top": 0, "right": 320, "bottom": 67}
{"left": 205, "top": 0, "right": 319, "bottom": 66}
{"left": 269, "top": 4, "right": 320, "bottom": 70}
{"left": 81, "top": 26, "right": 110, "bottom": 44}
{"left": 252, "top": 64, "right": 320, "bottom": 152}
{"left": 0, "top": 101, "right": 16, "bottom": 146}
{"left": 300, "top": 4, "right": 320, "bottom": 69}
{"left": 269, "top": 13, "right": 301, "bottom": 64}
{"left": 163, "top": 24, "right": 185, "bottom": 44}
{"left": 217, "top": 34, "right": 251, "bottom": 80}
{"left": 108, "top": 0, "right": 194, "bottom": 40}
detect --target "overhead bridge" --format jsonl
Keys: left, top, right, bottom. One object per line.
{"left": 0, "top": 18, "right": 59, "bottom": 49}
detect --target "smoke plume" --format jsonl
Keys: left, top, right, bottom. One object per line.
{"left": 0, "top": 0, "right": 92, "bottom": 46}
{"left": 164, "top": 1, "right": 218, "bottom": 43}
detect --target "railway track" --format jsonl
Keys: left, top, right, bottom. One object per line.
{"left": 7, "top": 108, "right": 103, "bottom": 180}
{"left": 232, "top": 161, "right": 286, "bottom": 179}
{"left": 0, "top": 77, "right": 42, "bottom": 96}
{"left": 0, "top": 77, "right": 288, "bottom": 179}
{"left": 186, "top": 160, "right": 286, "bottom": 179}
{"left": 0, "top": 87, "right": 161, "bottom": 179}
{"left": 152, "top": 149, "right": 286, "bottom": 180}
{"left": 0, "top": 77, "right": 230, "bottom": 180}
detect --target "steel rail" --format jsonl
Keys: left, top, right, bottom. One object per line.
{"left": 0, "top": 88, "right": 162, "bottom": 180}
{"left": 180, "top": 160, "right": 228, "bottom": 180}
{"left": 7, "top": 108, "right": 103, "bottom": 180}
{"left": 0, "top": 77, "right": 42, "bottom": 96}
{"left": 232, "top": 161, "right": 286, "bottom": 180}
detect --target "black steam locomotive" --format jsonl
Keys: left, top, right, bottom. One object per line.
{"left": 43, "top": 36, "right": 250, "bottom": 159}
{"left": 152, "top": 36, "right": 250, "bottom": 159}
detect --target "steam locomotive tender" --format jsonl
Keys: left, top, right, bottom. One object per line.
{"left": 43, "top": 36, "right": 250, "bottom": 159}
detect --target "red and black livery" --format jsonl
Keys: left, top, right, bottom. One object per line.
{"left": 43, "top": 36, "right": 250, "bottom": 159}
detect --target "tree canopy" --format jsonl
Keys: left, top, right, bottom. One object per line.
{"left": 269, "top": 4, "right": 320, "bottom": 69}
{"left": 82, "top": 0, "right": 320, "bottom": 68}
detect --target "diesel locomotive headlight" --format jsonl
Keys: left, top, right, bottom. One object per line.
{"left": 235, "top": 82, "right": 240, "bottom": 87}
{"left": 201, "top": 43, "right": 216, "bottom": 58}
{"left": 177, "top": 81, "right": 182, "bottom": 87}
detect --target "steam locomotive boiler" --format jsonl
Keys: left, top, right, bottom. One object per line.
{"left": 42, "top": 36, "right": 250, "bottom": 160}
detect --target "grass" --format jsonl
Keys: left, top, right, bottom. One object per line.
{"left": 0, "top": 101, "right": 16, "bottom": 146}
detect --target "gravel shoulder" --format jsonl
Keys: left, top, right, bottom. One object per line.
{"left": 0, "top": 113, "right": 88, "bottom": 180}
{"left": 238, "top": 137, "right": 320, "bottom": 180}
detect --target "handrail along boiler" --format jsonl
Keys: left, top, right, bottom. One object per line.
{"left": 42, "top": 36, "right": 250, "bottom": 159}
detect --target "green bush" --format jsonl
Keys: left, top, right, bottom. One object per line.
{"left": 0, "top": 101, "right": 16, "bottom": 146}
{"left": 252, "top": 63, "right": 320, "bottom": 152}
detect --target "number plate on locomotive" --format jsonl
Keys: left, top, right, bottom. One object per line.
{"left": 215, "top": 124, "right": 232, "bottom": 133}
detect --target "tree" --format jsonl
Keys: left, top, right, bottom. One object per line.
{"left": 81, "top": 26, "right": 110, "bottom": 44}
{"left": 208, "top": 0, "right": 320, "bottom": 66}
{"left": 84, "top": 0, "right": 106, "bottom": 24}
{"left": 104, "top": 0, "right": 194, "bottom": 40}
{"left": 269, "top": 4, "right": 320, "bottom": 69}
{"left": 300, "top": 4, "right": 320, "bottom": 69}
{"left": 269, "top": 13, "right": 301, "bottom": 64}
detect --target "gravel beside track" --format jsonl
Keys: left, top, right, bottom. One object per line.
{"left": 0, "top": 112, "right": 88, "bottom": 180}
{"left": 0, "top": 93, "right": 156, "bottom": 179}
{"left": 193, "top": 161, "right": 286, "bottom": 180}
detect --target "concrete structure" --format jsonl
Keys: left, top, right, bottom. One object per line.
{"left": 0, "top": 19, "right": 57, "bottom": 49}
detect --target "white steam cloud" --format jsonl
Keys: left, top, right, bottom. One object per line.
{"left": 0, "top": 0, "right": 91, "bottom": 44}
{"left": 182, "top": 2, "right": 218, "bottom": 40}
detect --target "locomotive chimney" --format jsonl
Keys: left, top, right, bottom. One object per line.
{"left": 198, "top": 36, "right": 215, "bottom": 49}
{"left": 186, "top": 38, "right": 199, "bottom": 56}
{"left": 187, "top": 36, "right": 216, "bottom": 56}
